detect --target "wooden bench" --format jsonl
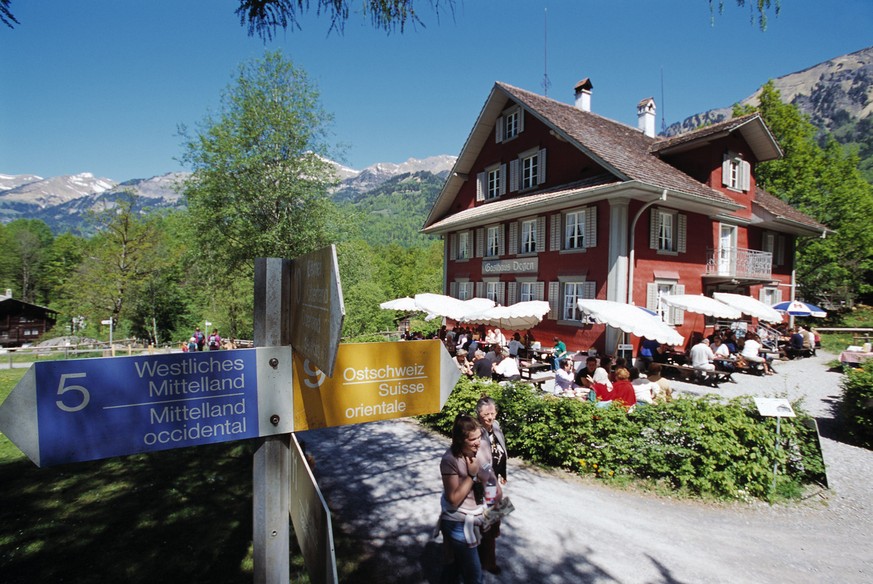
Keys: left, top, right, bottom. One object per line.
{"left": 660, "top": 363, "right": 733, "bottom": 386}
{"left": 520, "top": 361, "right": 555, "bottom": 390}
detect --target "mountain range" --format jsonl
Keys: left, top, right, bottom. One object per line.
{"left": 2, "top": 45, "right": 870, "bottom": 241}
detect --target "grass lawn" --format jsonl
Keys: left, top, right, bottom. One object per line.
{"left": 0, "top": 368, "right": 325, "bottom": 584}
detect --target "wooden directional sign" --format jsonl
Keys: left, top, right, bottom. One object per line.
{"left": 290, "top": 245, "right": 345, "bottom": 378}
{"left": 290, "top": 340, "right": 459, "bottom": 431}
{"left": 0, "top": 348, "right": 293, "bottom": 467}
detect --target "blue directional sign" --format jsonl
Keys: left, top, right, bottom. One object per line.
{"left": 0, "top": 347, "right": 293, "bottom": 467}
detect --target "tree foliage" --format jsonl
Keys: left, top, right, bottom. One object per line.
{"left": 179, "top": 50, "right": 342, "bottom": 278}
{"left": 736, "top": 81, "right": 873, "bottom": 306}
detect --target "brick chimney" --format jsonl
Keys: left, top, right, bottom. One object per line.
{"left": 637, "top": 97, "right": 656, "bottom": 137}
{"left": 574, "top": 78, "right": 593, "bottom": 112}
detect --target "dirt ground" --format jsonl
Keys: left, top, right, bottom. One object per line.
{"left": 298, "top": 349, "right": 873, "bottom": 583}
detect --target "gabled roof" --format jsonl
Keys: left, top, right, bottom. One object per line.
{"left": 650, "top": 113, "right": 783, "bottom": 161}
{"left": 752, "top": 188, "right": 830, "bottom": 236}
{"left": 424, "top": 82, "right": 742, "bottom": 230}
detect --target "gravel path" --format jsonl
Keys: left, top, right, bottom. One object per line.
{"left": 298, "top": 350, "right": 873, "bottom": 583}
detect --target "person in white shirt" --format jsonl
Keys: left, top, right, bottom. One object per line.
{"left": 689, "top": 338, "right": 716, "bottom": 371}
{"left": 554, "top": 358, "right": 580, "bottom": 396}
{"left": 492, "top": 349, "right": 521, "bottom": 381}
{"left": 629, "top": 366, "right": 657, "bottom": 404}
{"left": 741, "top": 333, "right": 774, "bottom": 375}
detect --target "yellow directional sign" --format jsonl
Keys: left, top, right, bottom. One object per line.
{"left": 291, "top": 340, "right": 459, "bottom": 431}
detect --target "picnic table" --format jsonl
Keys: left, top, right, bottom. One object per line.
{"left": 840, "top": 350, "right": 873, "bottom": 367}
{"left": 520, "top": 361, "right": 555, "bottom": 389}
{"left": 660, "top": 362, "right": 733, "bottom": 387}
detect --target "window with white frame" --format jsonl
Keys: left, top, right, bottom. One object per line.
{"left": 487, "top": 226, "right": 501, "bottom": 257}
{"left": 487, "top": 166, "right": 502, "bottom": 200}
{"left": 722, "top": 151, "right": 751, "bottom": 192}
{"left": 521, "top": 151, "right": 539, "bottom": 190}
{"left": 519, "top": 281, "right": 535, "bottom": 302}
{"left": 458, "top": 281, "right": 474, "bottom": 300}
{"left": 495, "top": 107, "right": 523, "bottom": 143}
{"left": 457, "top": 231, "right": 471, "bottom": 260}
{"left": 646, "top": 280, "right": 685, "bottom": 325}
{"left": 548, "top": 280, "right": 595, "bottom": 322}
{"left": 565, "top": 209, "right": 585, "bottom": 249}
{"left": 759, "top": 286, "right": 781, "bottom": 307}
{"left": 520, "top": 219, "right": 537, "bottom": 254}
{"left": 650, "top": 208, "right": 686, "bottom": 254}
{"left": 504, "top": 109, "right": 519, "bottom": 140}
{"left": 486, "top": 281, "right": 501, "bottom": 303}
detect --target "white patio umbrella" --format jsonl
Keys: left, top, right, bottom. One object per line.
{"left": 712, "top": 292, "right": 784, "bottom": 323}
{"left": 411, "top": 293, "right": 495, "bottom": 321}
{"left": 771, "top": 300, "right": 827, "bottom": 318}
{"left": 577, "top": 299, "right": 685, "bottom": 346}
{"left": 660, "top": 294, "right": 743, "bottom": 320}
{"left": 461, "top": 300, "right": 551, "bottom": 331}
{"left": 379, "top": 296, "right": 419, "bottom": 311}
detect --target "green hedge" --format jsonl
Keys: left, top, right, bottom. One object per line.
{"left": 840, "top": 360, "right": 873, "bottom": 447}
{"left": 419, "top": 377, "right": 826, "bottom": 501}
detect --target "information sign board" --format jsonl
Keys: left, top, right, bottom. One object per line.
{"left": 0, "top": 347, "right": 293, "bottom": 467}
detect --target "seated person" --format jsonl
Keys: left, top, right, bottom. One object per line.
{"left": 554, "top": 358, "right": 581, "bottom": 396}
{"left": 551, "top": 337, "right": 568, "bottom": 370}
{"left": 786, "top": 327, "right": 806, "bottom": 359}
{"left": 652, "top": 343, "right": 671, "bottom": 364}
{"left": 507, "top": 333, "right": 524, "bottom": 360}
{"left": 574, "top": 355, "right": 613, "bottom": 389}
{"left": 472, "top": 350, "right": 493, "bottom": 378}
{"left": 646, "top": 363, "right": 672, "bottom": 402}
{"left": 711, "top": 337, "right": 735, "bottom": 372}
{"left": 740, "top": 333, "right": 774, "bottom": 375}
{"left": 637, "top": 337, "right": 661, "bottom": 373}
{"left": 454, "top": 349, "right": 473, "bottom": 378}
{"left": 492, "top": 349, "right": 521, "bottom": 382}
{"left": 689, "top": 338, "right": 716, "bottom": 371}
{"left": 629, "top": 366, "right": 656, "bottom": 405}
{"left": 602, "top": 367, "right": 637, "bottom": 409}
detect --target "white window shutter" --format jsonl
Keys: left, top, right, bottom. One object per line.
{"left": 476, "top": 172, "right": 486, "bottom": 202}
{"left": 646, "top": 283, "right": 658, "bottom": 311}
{"left": 722, "top": 155, "right": 731, "bottom": 187}
{"left": 509, "top": 159, "right": 519, "bottom": 192}
{"left": 776, "top": 288, "right": 783, "bottom": 304}
{"left": 536, "top": 216, "right": 546, "bottom": 252}
{"left": 507, "top": 282, "right": 517, "bottom": 305}
{"left": 538, "top": 148, "right": 547, "bottom": 185}
{"left": 495, "top": 117, "right": 503, "bottom": 143}
{"left": 498, "top": 282, "right": 506, "bottom": 305}
{"left": 476, "top": 228, "right": 484, "bottom": 257}
{"left": 509, "top": 222, "right": 518, "bottom": 255}
{"left": 476, "top": 282, "right": 485, "bottom": 298}
{"left": 586, "top": 206, "right": 597, "bottom": 248}
{"left": 450, "top": 281, "right": 458, "bottom": 298}
{"left": 536, "top": 281, "right": 544, "bottom": 301}
{"left": 550, "top": 213, "right": 561, "bottom": 251}
{"left": 499, "top": 163, "right": 507, "bottom": 196}
{"left": 498, "top": 225, "right": 505, "bottom": 256}
{"left": 741, "top": 160, "right": 751, "bottom": 192}
{"left": 650, "top": 209, "right": 659, "bottom": 249}
{"left": 584, "top": 280, "right": 596, "bottom": 299}
{"left": 548, "top": 281, "right": 560, "bottom": 319}
{"left": 677, "top": 214, "right": 687, "bottom": 253}
{"left": 450, "top": 234, "right": 458, "bottom": 260}
{"left": 518, "top": 108, "right": 524, "bottom": 133}
{"left": 672, "top": 284, "right": 685, "bottom": 325}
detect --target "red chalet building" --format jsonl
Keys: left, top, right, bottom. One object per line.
{"left": 422, "top": 80, "right": 828, "bottom": 353}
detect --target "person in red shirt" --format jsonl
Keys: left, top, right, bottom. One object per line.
{"left": 584, "top": 367, "right": 637, "bottom": 409}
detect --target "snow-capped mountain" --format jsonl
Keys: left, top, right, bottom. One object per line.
{"left": 0, "top": 155, "right": 457, "bottom": 234}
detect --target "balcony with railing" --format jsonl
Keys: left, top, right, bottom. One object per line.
{"left": 705, "top": 247, "right": 772, "bottom": 280}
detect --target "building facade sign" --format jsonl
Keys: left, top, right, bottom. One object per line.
{"left": 482, "top": 257, "right": 539, "bottom": 275}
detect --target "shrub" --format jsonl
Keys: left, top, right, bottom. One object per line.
{"left": 839, "top": 360, "right": 873, "bottom": 447}
{"left": 420, "top": 380, "right": 826, "bottom": 502}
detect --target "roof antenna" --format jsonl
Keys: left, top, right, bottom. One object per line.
{"left": 660, "top": 66, "right": 667, "bottom": 133}
{"left": 542, "top": 8, "right": 551, "bottom": 96}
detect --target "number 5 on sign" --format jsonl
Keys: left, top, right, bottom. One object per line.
{"left": 56, "top": 373, "right": 89, "bottom": 412}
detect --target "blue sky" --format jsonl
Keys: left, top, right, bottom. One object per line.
{"left": 2, "top": 0, "right": 871, "bottom": 181}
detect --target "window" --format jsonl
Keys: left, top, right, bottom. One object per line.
{"left": 476, "top": 164, "right": 506, "bottom": 202}
{"left": 487, "top": 167, "right": 501, "bottom": 200}
{"left": 650, "top": 208, "right": 686, "bottom": 254}
{"left": 520, "top": 220, "right": 537, "bottom": 254}
{"left": 458, "top": 281, "right": 473, "bottom": 300}
{"left": 487, "top": 226, "right": 501, "bottom": 257}
{"left": 486, "top": 281, "right": 501, "bottom": 303}
{"left": 759, "top": 286, "right": 782, "bottom": 306}
{"left": 548, "top": 280, "right": 595, "bottom": 322}
{"left": 565, "top": 210, "right": 585, "bottom": 249}
{"left": 519, "top": 281, "right": 535, "bottom": 302}
{"left": 646, "top": 281, "right": 685, "bottom": 325}
{"left": 510, "top": 148, "right": 546, "bottom": 191}
{"left": 722, "top": 151, "right": 751, "bottom": 192}
{"left": 495, "top": 107, "right": 523, "bottom": 143}
{"left": 762, "top": 231, "right": 785, "bottom": 266}
{"left": 457, "top": 231, "right": 470, "bottom": 260}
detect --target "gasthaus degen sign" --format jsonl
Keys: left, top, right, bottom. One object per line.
{"left": 291, "top": 339, "right": 458, "bottom": 431}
